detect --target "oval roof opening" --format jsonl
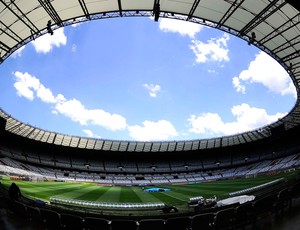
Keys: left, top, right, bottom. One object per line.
{"left": 0, "top": 17, "right": 296, "bottom": 141}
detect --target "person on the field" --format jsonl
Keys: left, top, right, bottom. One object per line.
{"left": 8, "top": 182, "right": 21, "bottom": 201}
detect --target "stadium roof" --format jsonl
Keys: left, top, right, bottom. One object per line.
{"left": 1, "top": 0, "right": 300, "bottom": 152}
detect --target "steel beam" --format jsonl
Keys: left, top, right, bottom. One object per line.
{"left": 187, "top": 0, "right": 201, "bottom": 21}
{"left": 217, "top": 0, "right": 245, "bottom": 28}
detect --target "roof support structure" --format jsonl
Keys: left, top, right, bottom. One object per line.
{"left": 294, "top": 68, "right": 300, "bottom": 77}
{"left": 217, "top": 0, "right": 245, "bottom": 28}
{"left": 282, "top": 50, "right": 300, "bottom": 64}
{"left": 239, "top": 0, "right": 285, "bottom": 36}
{"left": 118, "top": 0, "right": 123, "bottom": 17}
{"left": 272, "top": 34, "right": 300, "bottom": 55}
{"left": 25, "top": 128, "right": 36, "bottom": 139}
{"left": 0, "top": 21, "right": 22, "bottom": 43}
{"left": 153, "top": 0, "right": 160, "bottom": 22}
{"left": 28, "top": 129, "right": 40, "bottom": 140}
{"left": 78, "top": 0, "right": 90, "bottom": 20}
{"left": 0, "top": 41, "right": 10, "bottom": 52}
{"left": 1, "top": 1, "right": 300, "bottom": 152}
{"left": 259, "top": 13, "right": 300, "bottom": 45}
{"left": 8, "top": 122, "right": 23, "bottom": 134}
{"left": 38, "top": 0, "right": 63, "bottom": 27}
{"left": 0, "top": 0, "right": 40, "bottom": 34}
{"left": 237, "top": 134, "right": 247, "bottom": 143}
{"left": 187, "top": 0, "right": 201, "bottom": 21}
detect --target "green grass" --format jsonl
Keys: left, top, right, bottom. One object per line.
{"left": 1, "top": 171, "right": 298, "bottom": 215}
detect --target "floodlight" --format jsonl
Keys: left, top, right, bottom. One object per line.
{"left": 288, "top": 63, "right": 293, "bottom": 73}
{"left": 47, "top": 20, "right": 53, "bottom": 35}
{"left": 248, "top": 32, "right": 256, "bottom": 45}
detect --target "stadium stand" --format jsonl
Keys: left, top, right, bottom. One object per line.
{"left": 1, "top": 154, "right": 300, "bottom": 185}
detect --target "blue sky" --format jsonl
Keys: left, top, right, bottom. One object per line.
{"left": 0, "top": 17, "right": 296, "bottom": 141}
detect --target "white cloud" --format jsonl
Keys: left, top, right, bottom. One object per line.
{"left": 13, "top": 71, "right": 40, "bottom": 100}
{"left": 11, "top": 46, "right": 26, "bottom": 58}
{"left": 13, "top": 71, "right": 127, "bottom": 132}
{"left": 83, "top": 129, "right": 94, "bottom": 137}
{"left": 52, "top": 110, "right": 58, "bottom": 115}
{"left": 188, "top": 103, "right": 286, "bottom": 136}
{"left": 14, "top": 81, "right": 35, "bottom": 101}
{"left": 159, "top": 18, "right": 203, "bottom": 39}
{"left": 36, "top": 84, "right": 59, "bottom": 103}
{"left": 128, "top": 120, "right": 178, "bottom": 141}
{"left": 233, "top": 51, "right": 296, "bottom": 97}
{"left": 55, "top": 99, "right": 127, "bottom": 131}
{"left": 232, "top": 76, "right": 246, "bottom": 94}
{"left": 13, "top": 71, "right": 178, "bottom": 139}
{"left": 82, "top": 129, "right": 101, "bottom": 138}
{"left": 71, "top": 22, "right": 83, "bottom": 28}
{"left": 143, "top": 83, "right": 161, "bottom": 97}
{"left": 13, "top": 71, "right": 62, "bottom": 103}
{"left": 208, "top": 69, "right": 217, "bottom": 74}
{"left": 188, "top": 113, "right": 225, "bottom": 135}
{"left": 31, "top": 28, "right": 67, "bottom": 53}
{"left": 190, "top": 33, "right": 230, "bottom": 63}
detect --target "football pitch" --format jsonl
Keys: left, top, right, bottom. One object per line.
{"left": 0, "top": 171, "right": 298, "bottom": 214}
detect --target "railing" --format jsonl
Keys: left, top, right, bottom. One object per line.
{"left": 50, "top": 196, "right": 165, "bottom": 210}
{"left": 229, "top": 178, "right": 285, "bottom": 196}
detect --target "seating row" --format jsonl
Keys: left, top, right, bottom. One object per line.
{"left": 4, "top": 182, "right": 300, "bottom": 230}
{"left": 1, "top": 147, "right": 299, "bottom": 175}
{"left": 1, "top": 155, "right": 300, "bottom": 185}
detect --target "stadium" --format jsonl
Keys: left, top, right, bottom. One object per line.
{"left": 1, "top": 0, "right": 300, "bottom": 229}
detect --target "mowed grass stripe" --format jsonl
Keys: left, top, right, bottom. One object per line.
{"left": 1, "top": 179, "right": 83, "bottom": 192}
{"left": 96, "top": 186, "right": 121, "bottom": 202}
{"left": 2, "top": 176, "right": 69, "bottom": 187}
{"left": 148, "top": 191, "right": 186, "bottom": 204}
{"left": 75, "top": 186, "right": 111, "bottom": 201}
{"left": 186, "top": 181, "right": 272, "bottom": 194}
{"left": 171, "top": 174, "right": 289, "bottom": 196}
{"left": 1, "top": 179, "right": 87, "bottom": 201}
{"left": 176, "top": 184, "right": 236, "bottom": 197}
{"left": 19, "top": 183, "right": 83, "bottom": 193}
{"left": 118, "top": 187, "right": 143, "bottom": 203}
{"left": 55, "top": 184, "right": 106, "bottom": 199}
{"left": 168, "top": 183, "right": 236, "bottom": 198}
{"left": 19, "top": 182, "right": 78, "bottom": 188}
{"left": 1, "top": 171, "right": 296, "bottom": 204}
{"left": 160, "top": 191, "right": 188, "bottom": 202}
{"left": 130, "top": 187, "right": 162, "bottom": 203}
{"left": 21, "top": 184, "right": 87, "bottom": 201}
{"left": 167, "top": 185, "right": 208, "bottom": 197}
{"left": 183, "top": 184, "right": 236, "bottom": 195}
